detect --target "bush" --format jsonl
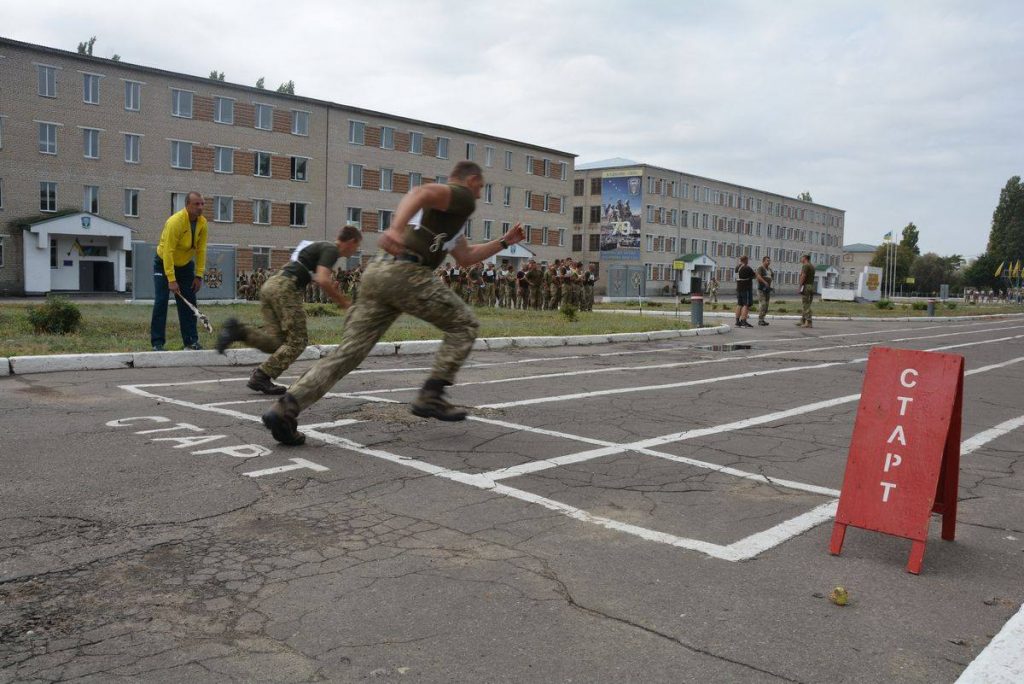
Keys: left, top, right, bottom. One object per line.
{"left": 911, "top": 302, "right": 928, "bottom": 311}
{"left": 945, "top": 302, "right": 957, "bottom": 310}
{"left": 559, "top": 304, "right": 578, "bottom": 322}
{"left": 646, "top": 301, "right": 663, "bottom": 308}
{"left": 875, "top": 299, "right": 895, "bottom": 310}
{"left": 27, "top": 296, "right": 82, "bottom": 334}
{"left": 305, "top": 303, "right": 341, "bottom": 317}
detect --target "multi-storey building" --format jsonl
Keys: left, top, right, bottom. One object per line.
{"left": 572, "top": 159, "right": 845, "bottom": 295}
{"left": 839, "top": 243, "right": 878, "bottom": 289}
{"left": 0, "top": 37, "right": 574, "bottom": 295}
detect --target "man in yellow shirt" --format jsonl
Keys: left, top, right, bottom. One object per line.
{"left": 151, "top": 192, "right": 208, "bottom": 350}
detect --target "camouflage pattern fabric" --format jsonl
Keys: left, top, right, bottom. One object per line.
{"left": 244, "top": 274, "right": 308, "bottom": 379}
{"left": 287, "top": 258, "right": 479, "bottom": 411}
{"left": 758, "top": 290, "right": 771, "bottom": 321}
{"left": 801, "top": 286, "right": 814, "bottom": 324}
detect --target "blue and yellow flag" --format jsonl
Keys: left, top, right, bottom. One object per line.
{"left": 882, "top": 231, "right": 893, "bottom": 242}
{"left": 994, "top": 261, "right": 1004, "bottom": 277}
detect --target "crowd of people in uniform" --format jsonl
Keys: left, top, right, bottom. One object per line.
{"left": 436, "top": 259, "right": 598, "bottom": 311}
{"left": 237, "top": 267, "right": 364, "bottom": 304}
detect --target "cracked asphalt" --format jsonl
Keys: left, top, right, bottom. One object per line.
{"left": 2, "top": 317, "right": 1023, "bottom": 683}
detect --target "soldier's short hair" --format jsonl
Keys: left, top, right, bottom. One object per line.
{"left": 451, "top": 161, "right": 483, "bottom": 180}
{"left": 739, "top": 255, "right": 749, "bottom": 264}
{"left": 802, "top": 253, "right": 811, "bottom": 261}
{"left": 337, "top": 225, "right": 362, "bottom": 243}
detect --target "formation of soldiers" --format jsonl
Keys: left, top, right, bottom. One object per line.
{"left": 436, "top": 259, "right": 598, "bottom": 311}
{"left": 237, "top": 266, "right": 364, "bottom": 303}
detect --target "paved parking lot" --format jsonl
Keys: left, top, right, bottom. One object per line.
{"left": 2, "top": 317, "right": 1022, "bottom": 682}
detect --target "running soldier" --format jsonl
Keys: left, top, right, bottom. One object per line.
{"left": 262, "top": 162, "right": 525, "bottom": 445}
{"left": 217, "top": 227, "right": 362, "bottom": 393}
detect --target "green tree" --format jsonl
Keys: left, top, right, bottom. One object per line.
{"left": 900, "top": 222, "right": 920, "bottom": 255}
{"left": 797, "top": 191, "right": 813, "bottom": 202}
{"left": 111, "top": 54, "right": 121, "bottom": 62}
{"left": 209, "top": 70, "right": 225, "bottom": 81}
{"left": 909, "top": 253, "right": 956, "bottom": 294}
{"left": 963, "top": 252, "right": 1003, "bottom": 291}
{"left": 76, "top": 36, "right": 96, "bottom": 55}
{"left": 276, "top": 80, "right": 295, "bottom": 95}
{"left": 987, "top": 176, "right": 1024, "bottom": 262}
{"left": 870, "top": 241, "right": 915, "bottom": 289}
{"left": 255, "top": 77, "right": 265, "bottom": 89}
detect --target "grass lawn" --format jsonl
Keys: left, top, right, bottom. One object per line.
{"left": 596, "top": 299, "right": 1024, "bottom": 318}
{"left": 0, "top": 301, "right": 692, "bottom": 356}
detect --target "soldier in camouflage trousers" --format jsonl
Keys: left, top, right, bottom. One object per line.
{"left": 261, "top": 161, "right": 526, "bottom": 446}
{"left": 217, "top": 227, "right": 361, "bottom": 394}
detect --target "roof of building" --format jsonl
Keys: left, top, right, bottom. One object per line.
{"left": 0, "top": 36, "right": 575, "bottom": 158}
{"left": 843, "top": 243, "right": 878, "bottom": 253}
{"left": 575, "top": 158, "right": 641, "bottom": 171}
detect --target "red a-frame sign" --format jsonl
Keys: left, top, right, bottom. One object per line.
{"left": 829, "top": 346, "right": 964, "bottom": 574}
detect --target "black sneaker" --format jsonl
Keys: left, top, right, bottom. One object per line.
{"left": 411, "top": 390, "right": 467, "bottom": 421}
{"left": 186, "top": 343, "right": 203, "bottom": 350}
{"left": 248, "top": 368, "right": 287, "bottom": 395}
{"left": 261, "top": 394, "right": 305, "bottom": 446}
{"left": 758, "top": 320, "right": 769, "bottom": 326}
{"left": 216, "top": 317, "right": 246, "bottom": 354}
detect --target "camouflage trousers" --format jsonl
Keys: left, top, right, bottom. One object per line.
{"left": 244, "top": 274, "right": 308, "bottom": 379}
{"left": 582, "top": 285, "right": 594, "bottom": 311}
{"left": 530, "top": 286, "right": 542, "bottom": 310}
{"left": 548, "top": 286, "right": 561, "bottom": 310}
{"left": 801, "top": 287, "right": 815, "bottom": 323}
{"left": 287, "top": 258, "right": 480, "bottom": 412}
{"left": 758, "top": 290, "right": 771, "bottom": 321}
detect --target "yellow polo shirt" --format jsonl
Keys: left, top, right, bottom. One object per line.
{"left": 156, "top": 208, "right": 208, "bottom": 282}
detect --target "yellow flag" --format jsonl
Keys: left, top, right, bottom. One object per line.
{"left": 995, "top": 261, "right": 1004, "bottom": 277}
{"left": 1016, "top": 260, "right": 1023, "bottom": 277}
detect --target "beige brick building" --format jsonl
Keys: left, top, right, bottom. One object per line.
{"left": 839, "top": 243, "right": 878, "bottom": 289}
{"left": 0, "top": 37, "right": 574, "bottom": 295}
{"left": 572, "top": 159, "right": 846, "bottom": 295}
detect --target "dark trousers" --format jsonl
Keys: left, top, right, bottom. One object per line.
{"left": 151, "top": 255, "right": 198, "bottom": 348}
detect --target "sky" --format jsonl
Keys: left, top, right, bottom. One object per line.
{"left": 3, "top": 0, "right": 1022, "bottom": 257}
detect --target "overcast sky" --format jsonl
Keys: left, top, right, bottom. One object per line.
{"left": 5, "top": 0, "right": 1022, "bottom": 257}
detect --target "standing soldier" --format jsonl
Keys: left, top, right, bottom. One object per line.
{"left": 707, "top": 275, "right": 719, "bottom": 304}
{"left": 755, "top": 255, "right": 775, "bottom": 326}
{"left": 467, "top": 261, "right": 482, "bottom": 305}
{"left": 546, "top": 259, "right": 561, "bottom": 310}
{"left": 260, "top": 161, "right": 526, "bottom": 445}
{"left": 516, "top": 264, "right": 529, "bottom": 309}
{"left": 482, "top": 261, "right": 496, "bottom": 306}
{"left": 797, "top": 254, "right": 816, "bottom": 328}
{"left": 583, "top": 263, "right": 597, "bottom": 311}
{"left": 570, "top": 261, "right": 584, "bottom": 308}
{"left": 526, "top": 260, "right": 543, "bottom": 310}
{"left": 217, "top": 227, "right": 362, "bottom": 393}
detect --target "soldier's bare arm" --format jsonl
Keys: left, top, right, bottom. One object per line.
{"left": 450, "top": 223, "right": 525, "bottom": 267}
{"left": 314, "top": 265, "right": 351, "bottom": 309}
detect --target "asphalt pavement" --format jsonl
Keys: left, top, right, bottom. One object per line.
{"left": 1, "top": 317, "right": 1022, "bottom": 683}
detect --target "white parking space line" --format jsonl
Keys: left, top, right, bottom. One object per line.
{"left": 955, "top": 601, "right": 1024, "bottom": 683}
{"left": 961, "top": 414, "right": 1024, "bottom": 455}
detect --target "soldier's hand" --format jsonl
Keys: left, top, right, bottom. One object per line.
{"left": 378, "top": 228, "right": 404, "bottom": 256}
{"left": 504, "top": 223, "right": 526, "bottom": 245}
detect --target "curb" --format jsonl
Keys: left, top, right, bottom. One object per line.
{"left": 0, "top": 325, "right": 730, "bottom": 376}
{"left": 601, "top": 309, "right": 1024, "bottom": 323}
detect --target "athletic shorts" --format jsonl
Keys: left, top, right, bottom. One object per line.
{"left": 736, "top": 289, "right": 753, "bottom": 307}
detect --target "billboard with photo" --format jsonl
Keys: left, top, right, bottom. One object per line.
{"left": 599, "top": 168, "right": 643, "bottom": 260}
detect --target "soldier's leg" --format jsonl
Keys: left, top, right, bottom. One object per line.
{"left": 803, "top": 291, "right": 813, "bottom": 325}
{"left": 258, "top": 283, "right": 308, "bottom": 380}
{"left": 758, "top": 291, "right": 769, "bottom": 322}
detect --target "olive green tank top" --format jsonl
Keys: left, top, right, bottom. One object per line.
{"left": 402, "top": 184, "right": 476, "bottom": 269}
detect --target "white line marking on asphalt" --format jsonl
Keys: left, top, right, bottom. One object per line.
{"left": 204, "top": 399, "right": 267, "bottom": 407}
{"left": 243, "top": 458, "right": 330, "bottom": 478}
{"left": 961, "top": 414, "right": 1024, "bottom": 455}
{"left": 955, "top": 601, "right": 1024, "bottom": 683}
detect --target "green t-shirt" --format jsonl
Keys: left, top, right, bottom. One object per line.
{"left": 402, "top": 184, "right": 477, "bottom": 269}
{"left": 800, "top": 263, "right": 816, "bottom": 290}
{"left": 282, "top": 241, "right": 341, "bottom": 288}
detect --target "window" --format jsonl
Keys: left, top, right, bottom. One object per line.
{"left": 381, "top": 126, "right": 395, "bottom": 149}
{"left": 254, "top": 104, "right": 272, "bottom": 130}
{"left": 543, "top": 159, "right": 551, "bottom": 177}
{"left": 0, "top": 116, "right": 4, "bottom": 149}
{"left": 0, "top": 178, "right": 3, "bottom": 209}
{"left": 0, "top": 235, "right": 4, "bottom": 268}
{"left": 171, "top": 192, "right": 188, "bottom": 213}
{"left": 214, "top": 146, "right": 234, "bottom": 173}
{"left": 526, "top": 155, "right": 534, "bottom": 174}
{"left": 524, "top": 225, "right": 532, "bottom": 242}
{"left": 379, "top": 210, "right": 393, "bottom": 231}
{"left": 254, "top": 151, "right": 271, "bottom": 177}
{"left": 409, "top": 171, "right": 422, "bottom": 187}
{"left": 437, "top": 137, "right": 449, "bottom": 159}
{"left": 504, "top": 150, "right": 513, "bottom": 170}
{"left": 349, "top": 120, "right": 365, "bottom": 144}
{"left": 253, "top": 199, "right": 271, "bottom": 224}
{"left": 346, "top": 207, "right": 361, "bottom": 225}
{"left": 83, "top": 185, "right": 99, "bottom": 213}
{"left": 37, "top": 65, "right": 56, "bottom": 97}
{"left": 51, "top": 238, "right": 58, "bottom": 268}
{"left": 124, "top": 81, "right": 141, "bottom": 111}
{"left": 83, "top": 128, "right": 100, "bottom": 159}
{"left": 573, "top": 206, "right": 583, "bottom": 224}
{"left": 170, "top": 141, "right": 192, "bottom": 169}
{"left": 124, "top": 134, "right": 141, "bottom": 163}
{"left": 436, "top": 175, "right": 448, "bottom": 184}
{"left": 589, "top": 206, "right": 601, "bottom": 223}
{"left": 214, "top": 196, "right": 233, "bottom": 222}
{"left": 591, "top": 177, "right": 602, "bottom": 194}
{"left": 348, "top": 164, "right": 363, "bottom": 187}
{"left": 290, "top": 202, "right": 308, "bottom": 227}
{"left": 483, "top": 184, "right": 493, "bottom": 203}
{"left": 82, "top": 73, "right": 100, "bottom": 104}
{"left": 291, "top": 110, "right": 309, "bottom": 136}
{"left": 409, "top": 131, "right": 423, "bottom": 154}
{"left": 171, "top": 89, "right": 193, "bottom": 118}
{"left": 38, "top": 123, "right": 57, "bottom": 154}
{"left": 40, "top": 181, "right": 57, "bottom": 212}
{"left": 525, "top": 190, "right": 532, "bottom": 208}
{"left": 574, "top": 179, "right": 584, "bottom": 196}
{"left": 589, "top": 234, "right": 601, "bottom": 252}
{"left": 466, "top": 142, "right": 475, "bottom": 160}
{"left": 503, "top": 186, "right": 511, "bottom": 207}
{"left": 464, "top": 219, "right": 472, "bottom": 239}
{"left": 291, "top": 157, "right": 308, "bottom": 181}
{"left": 380, "top": 168, "right": 394, "bottom": 191}
{"left": 214, "top": 97, "right": 234, "bottom": 124}
{"left": 252, "top": 246, "right": 271, "bottom": 271}
{"left": 542, "top": 226, "right": 549, "bottom": 244}
{"left": 484, "top": 146, "right": 494, "bottom": 167}
{"left": 561, "top": 163, "right": 567, "bottom": 181}
{"left": 484, "top": 220, "right": 493, "bottom": 240}
{"left": 558, "top": 228, "right": 565, "bottom": 246}
{"left": 572, "top": 234, "right": 583, "bottom": 252}
{"left": 124, "top": 189, "right": 140, "bottom": 217}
